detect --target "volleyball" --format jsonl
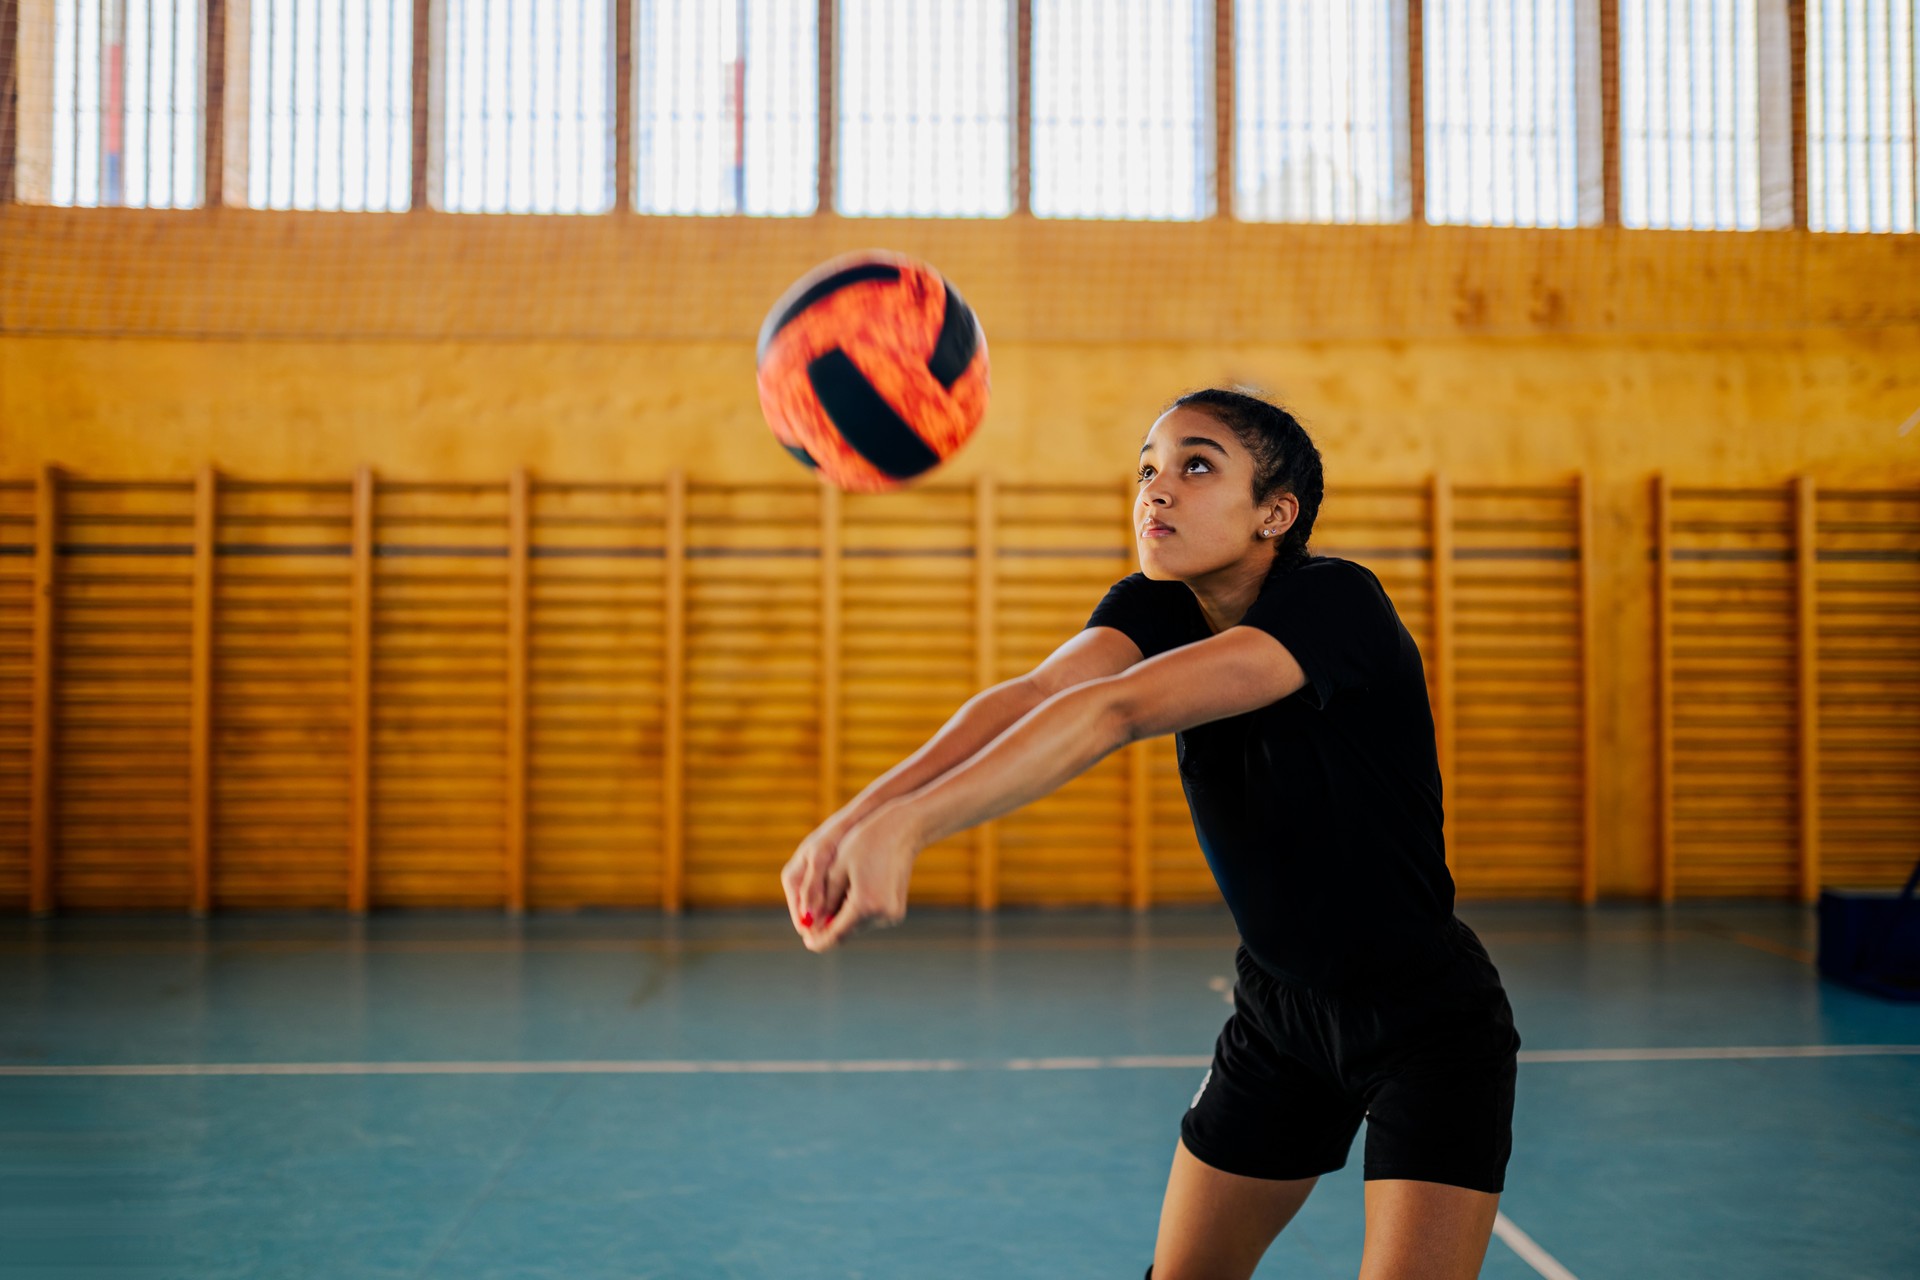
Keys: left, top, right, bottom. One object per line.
{"left": 755, "top": 250, "right": 990, "bottom": 493}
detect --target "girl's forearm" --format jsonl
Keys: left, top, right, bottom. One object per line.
{"left": 831, "top": 678, "right": 1050, "bottom": 828}
{"left": 888, "top": 681, "right": 1134, "bottom": 850}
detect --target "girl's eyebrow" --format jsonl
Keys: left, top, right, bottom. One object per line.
{"left": 1139, "top": 435, "right": 1229, "bottom": 458}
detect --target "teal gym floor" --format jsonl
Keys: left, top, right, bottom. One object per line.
{"left": 3, "top": 904, "right": 1916, "bottom": 1279}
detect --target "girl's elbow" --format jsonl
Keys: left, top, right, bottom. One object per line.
{"left": 1100, "top": 686, "right": 1144, "bottom": 747}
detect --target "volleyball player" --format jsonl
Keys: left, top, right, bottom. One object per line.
{"left": 782, "top": 388, "right": 1521, "bottom": 1280}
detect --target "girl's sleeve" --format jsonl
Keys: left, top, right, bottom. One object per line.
{"left": 1235, "top": 562, "right": 1396, "bottom": 710}
{"left": 1083, "top": 573, "right": 1170, "bottom": 659}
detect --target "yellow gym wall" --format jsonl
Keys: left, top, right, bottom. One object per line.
{"left": 3, "top": 206, "right": 1917, "bottom": 907}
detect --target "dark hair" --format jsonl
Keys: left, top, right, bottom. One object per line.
{"left": 1167, "top": 387, "right": 1324, "bottom": 570}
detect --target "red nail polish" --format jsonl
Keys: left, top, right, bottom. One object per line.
{"left": 801, "top": 911, "right": 813, "bottom": 927}
{"left": 823, "top": 914, "right": 835, "bottom": 925}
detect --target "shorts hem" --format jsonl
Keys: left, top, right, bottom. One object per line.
{"left": 1361, "top": 1163, "right": 1504, "bottom": 1195}
{"left": 1179, "top": 1130, "right": 1347, "bottom": 1183}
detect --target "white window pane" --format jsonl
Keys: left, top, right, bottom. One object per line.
{"left": 1237, "top": 0, "right": 1400, "bottom": 223}
{"left": 247, "top": 0, "right": 412, "bottom": 211}
{"left": 1621, "top": 0, "right": 1760, "bottom": 230}
{"left": 837, "top": 0, "right": 1012, "bottom": 217}
{"left": 443, "top": 0, "right": 612, "bottom": 214}
{"left": 46, "top": 0, "right": 203, "bottom": 207}
{"left": 1808, "top": 0, "right": 1919, "bottom": 233}
{"left": 1032, "top": 0, "right": 1212, "bottom": 220}
{"left": 1426, "top": 0, "right": 1582, "bottom": 226}
{"left": 635, "top": 0, "right": 818, "bottom": 216}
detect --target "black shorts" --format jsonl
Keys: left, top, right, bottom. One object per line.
{"left": 1178, "top": 917, "right": 1520, "bottom": 1194}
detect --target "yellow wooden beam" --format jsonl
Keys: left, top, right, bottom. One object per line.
{"left": 189, "top": 466, "right": 217, "bottom": 916}
{"left": 1795, "top": 474, "right": 1821, "bottom": 904}
{"left": 29, "top": 464, "right": 59, "bottom": 916}
{"left": 662, "top": 469, "right": 687, "bottom": 914}
{"left": 348, "top": 466, "right": 374, "bottom": 914}
{"left": 1653, "top": 473, "right": 1674, "bottom": 905}
{"left": 506, "top": 467, "right": 530, "bottom": 914}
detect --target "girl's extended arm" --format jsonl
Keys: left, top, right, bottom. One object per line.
{"left": 820, "top": 626, "right": 1147, "bottom": 834}
{"left": 799, "top": 622, "right": 1308, "bottom": 950}
{"left": 785, "top": 628, "right": 1147, "bottom": 929}
{"left": 889, "top": 625, "right": 1308, "bottom": 852}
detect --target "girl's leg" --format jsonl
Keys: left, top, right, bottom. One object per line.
{"left": 1358, "top": 1179, "right": 1499, "bottom": 1280}
{"left": 1148, "top": 1135, "right": 1318, "bottom": 1280}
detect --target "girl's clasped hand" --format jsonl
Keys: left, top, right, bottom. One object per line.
{"left": 781, "top": 803, "right": 922, "bottom": 952}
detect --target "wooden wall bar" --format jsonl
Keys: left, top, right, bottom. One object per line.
{"left": 662, "top": 471, "right": 687, "bottom": 912}
{"left": 26, "top": 469, "right": 56, "bottom": 913}
{"left": 525, "top": 478, "right": 668, "bottom": 909}
{"left": 1648, "top": 476, "right": 1920, "bottom": 900}
{"left": 189, "top": 467, "right": 216, "bottom": 915}
{"left": 1445, "top": 482, "right": 1588, "bottom": 899}
{"left": 1577, "top": 472, "right": 1599, "bottom": 905}
{"left": 1661, "top": 480, "right": 1802, "bottom": 898}
{"left": 1654, "top": 474, "right": 1675, "bottom": 902}
{"left": 1810, "top": 484, "right": 1920, "bottom": 891}
{"left": 1795, "top": 475, "right": 1820, "bottom": 904}
{"left": 1, "top": 470, "right": 1915, "bottom": 915}
{"left": 348, "top": 468, "right": 373, "bottom": 911}
{"left": 506, "top": 467, "right": 530, "bottom": 913}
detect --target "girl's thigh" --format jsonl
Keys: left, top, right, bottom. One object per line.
{"left": 1149, "top": 1135, "right": 1318, "bottom": 1280}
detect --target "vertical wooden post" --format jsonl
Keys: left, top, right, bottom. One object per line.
{"left": 203, "top": 0, "right": 225, "bottom": 206}
{"left": 1598, "top": 0, "right": 1620, "bottom": 225}
{"left": 1795, "top": 474, "right": 1821, "bottom": 903}
{"left": 1126, "top": 480, "right": 1152, "bottom": 911}
{"left": 1013, "top": 0, "right": 1032, "bottom": 215}
{"left": 661, "top": 469, "right": 687, "bottom": 913}
{"left": 1212, "top": 0, "right": 1233, "bottom": 220}
{"left": 1429, "top": 472, "right": 1453, "bottom": 870}
{"left": 819, "top": 483, "right": 842, "bottom": 822}
{"left": 817, "top": 0, "right": 834, "bottom": 214}
{"left": 348, "top": 466, "right": 374, "bottom": 913}
{"left": 505, "top": 468, "right": 530, "bottom": 914}
{"left": 1653, "top": 473, "right": 1675, "bottom": 904}
{"left": 972, "top": 474, "right": 1000, "bottom": 912}
{"left": 1577, "top": 472, "right": 1599, "bottom": 904}
{"left": 613, "top": 0, "right": 633, "bottom": 212}
{"left": 1406, "top": 0, "right": 1426, "bottom": 223}
{"left": 29, "top": 465, "right": 60, "bottom": 916}
{"left": 411, "top": 0, "right": 433, "bottom": 210}
{"left": 189, "top": 466, "right": 217, "bottom": 916}
{"left": 0, "top": 0, "right": 18, "bottom": 206}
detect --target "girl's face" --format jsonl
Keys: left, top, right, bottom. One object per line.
{"left": 1135, "top": 406, "right": 1293, "bottom": 579}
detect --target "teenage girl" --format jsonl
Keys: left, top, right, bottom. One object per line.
{"left": 782, "top": 388, "right": 1522, "bottom": 1280}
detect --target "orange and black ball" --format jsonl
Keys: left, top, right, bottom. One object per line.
{"left": 755, "top": 250, "right": 990, "bottom": 493}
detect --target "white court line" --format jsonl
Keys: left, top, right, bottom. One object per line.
{"left": 1494, "top": 1213, "right": 1581, "bottom": 1280}
{"left": 1518, "top": 1044, "right": 1920, "bottom": 1063}
{"left": 1, "top": 1044, "right": 1916, "bottom": 1077}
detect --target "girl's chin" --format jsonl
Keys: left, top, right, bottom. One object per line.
{"left": 1136, "top": 543, "right": 1185, "bottom": 573}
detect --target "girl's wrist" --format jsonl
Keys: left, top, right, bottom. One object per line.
{"left": 859, "top": 797, "right": 929, "bottom": 856}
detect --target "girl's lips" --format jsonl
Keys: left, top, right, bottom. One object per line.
{"left": 1143, "top": 526, "right": 1175, "bottom": 538}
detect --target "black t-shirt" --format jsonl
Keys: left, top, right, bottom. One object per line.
{"left": 1084, "top": 554, "right": 1457, "bottom": 992}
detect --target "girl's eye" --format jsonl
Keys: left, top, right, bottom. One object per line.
{"left": 1136, "top": 457, "right": 1210, "bottom": 482}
